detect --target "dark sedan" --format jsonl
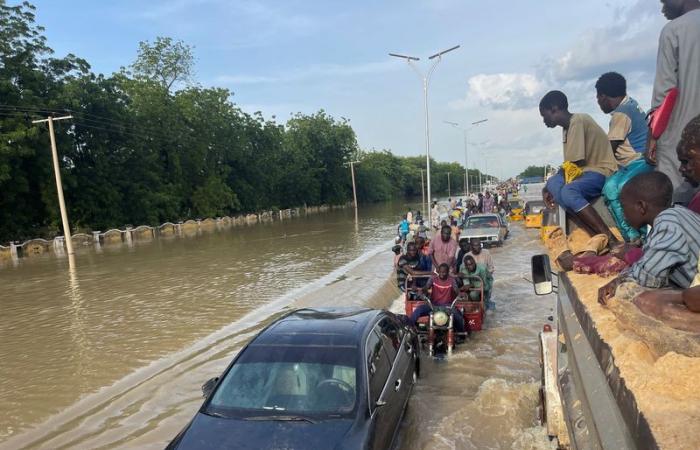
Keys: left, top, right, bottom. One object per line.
{"left": 167, "top": 308, "right": 420, "bottom": 450}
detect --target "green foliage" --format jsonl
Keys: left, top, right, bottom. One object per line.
{"left": 0, "top": 2, "right": 488, "bottom": 242}
{"left": 517, "top": 165, "right": 547, "bottom": 179}
{"left": 130, "top": 37, "right": 194, "bottom": 91}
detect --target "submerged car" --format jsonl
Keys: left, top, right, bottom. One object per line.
{"left": 461, "top": 213, "right": 508, "bottom": 246}
{"left": 167, "top": 308, "right": 420, "bottom": 450}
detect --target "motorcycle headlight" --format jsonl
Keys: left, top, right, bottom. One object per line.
{"left": 433, "top": 310, "right": 449, "bottom": 327}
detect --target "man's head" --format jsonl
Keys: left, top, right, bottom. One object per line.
{"left": 459, "top": 238, "right": 470, "bottom": 251}
{"left": 463, "top": 255, "right": 477, "bottom": 273}
{"left": 478, "top": 193, "right": 483, "bottom": 198}
{"left": 415, "top": 235, "right": 426, "bottom": 248}
{"left": 660, "top": 0, "right": 695, "bottom": 20}
{"left": 485, "top": 191, "right": 491, "bottom": 197}
{"left": 677, "top": 114, "right": 700, "bottom": 187}
{"left": 440, "top": 224, "right": 451, "bottom": 242}
{"left": 469, "top": 238, "right": 482, "bottom": 254}
{"left": 620, "top": 172, "right": 674, "bottom": 229}
{"left": 405, "top": 242, "right": 418, "bottom": 258}
{"left": 595, "top": 72, "right": 627, "bottom": 114}
{"left": 539, "top": 90, "right": 569, "bottom": 128}
{"left": 437, "top": 263, "right": 450, "bottom": 279}
{"left": 392, "top": 244, "right": 402, "bottom": 255}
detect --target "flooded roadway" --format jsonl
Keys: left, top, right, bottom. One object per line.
{"left": 0, "top": 203, "right": 556, "bottom": 449}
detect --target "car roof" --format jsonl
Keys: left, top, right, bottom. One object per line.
{"left": 467, "top": 213, "right": 499, "bottom": 218}
{"left": 251, "top": 307, "right": 381, "bottom": 348}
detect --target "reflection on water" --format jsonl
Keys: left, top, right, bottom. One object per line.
{"left": 0, "top": 203, "right": 403, "bottom": 445}
{"left": 1, "top": 205, "right": 558, "bottom": 450}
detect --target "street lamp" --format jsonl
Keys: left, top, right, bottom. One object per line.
{"left": 349, "top": 160, "right": 361, "bottom": 225}
{"left": 444, "top": 118, "right": 488, "bottom": 197}
{"left": 390, "top": 45, "right": 460, "bottom": 210}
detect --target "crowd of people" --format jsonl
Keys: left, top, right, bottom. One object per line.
{"left": 539, "top": 0, "right": 700, "bottom": 332}
{"left": 394, "top": 202, "right": 499, "bottom": 330}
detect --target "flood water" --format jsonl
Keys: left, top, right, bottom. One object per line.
{"left": 0, "top": 202, "right": 557, "bottom": 449}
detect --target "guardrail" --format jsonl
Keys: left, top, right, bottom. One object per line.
{"left": 0, "top": 203, "right": 349, "bottom": 266}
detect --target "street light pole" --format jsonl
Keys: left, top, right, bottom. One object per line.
{"left": 444, "top": 118, "right": 487, "bottom": 198}
{"left": 447, "top": 171, "right": 451, "bottom": 198}
{"left": 390, "top": 45, "right": 459, "bottom": 207}
{"left": 420, "top": 169, "right": 425, "bottom": 215}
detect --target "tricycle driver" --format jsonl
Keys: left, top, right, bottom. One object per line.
{"left": 411, "top": 263, "right": 466, "bottom": 333}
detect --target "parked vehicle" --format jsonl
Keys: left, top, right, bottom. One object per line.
{"left": 461, "top": 213, "right": 508, "bottom": 246}
{"left": 167, "top": 308, "right": 420, "bottom": 450}
{"left": 524, "top": 200, "right": 546, "bottom": 229}
{"left": 530, "top": 255, "right": 639, "bottom": 449}
{"left": 404, "top": 276, "right": 485, "bottom": 357}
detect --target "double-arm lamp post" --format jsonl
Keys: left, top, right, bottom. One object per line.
{"left": 390, "top": 45, "right": 460, "bottom": 212}
{"left": 444, "top": 118, "right": 488, "bottom": 197}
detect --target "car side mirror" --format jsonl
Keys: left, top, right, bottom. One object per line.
{"left": 531, "top": 254, "right": 555, "bottom": 295}
{"left": 202, "top": 377, "right": 219, "bottom": 398}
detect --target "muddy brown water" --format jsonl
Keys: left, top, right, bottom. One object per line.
{"left": 0, "top": 203, "right": 557, "bottom": 449}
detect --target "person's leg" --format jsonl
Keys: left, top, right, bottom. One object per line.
{"left": 484, "top": 289, "right": 495, "bottom": 310}
{"left": 410, "top": 304, "right": 432, "bottom": 325}
{"left": 452, "top": 311, "right": 465, "bottom": 333}
{"left": 633, "top": 289, "right": 700, "bottom": 333}
{"left": 560, "top": 172, "right": 619, "bottom": 243}
{"left": 544, "top": 171, "right": 566, "bottom": 207}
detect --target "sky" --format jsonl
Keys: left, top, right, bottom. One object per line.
{"left": 27, "top": 0, "right": 668, "bottom": 178}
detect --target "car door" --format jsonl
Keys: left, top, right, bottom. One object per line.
{"left": 378, "top": 318, "right": 412, "bottom": 409}
{"left": 366, "top": 328, "right": 399, "bottom": 450}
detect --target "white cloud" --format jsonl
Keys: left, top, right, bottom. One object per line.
{"left": 459, "top": 73, "right": 544, "bottom": 110}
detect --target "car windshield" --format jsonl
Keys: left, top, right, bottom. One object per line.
{"left": 466, "top": 217, "right": 500, "bottom": 229}
{"left": 205, "top": 345, "right": 358, "bottom": 418}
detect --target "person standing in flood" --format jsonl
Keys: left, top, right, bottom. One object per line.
{"left": 483, "top": 191, "right": 495, "bottom": 213}
{"left": 429, "top": 224, "right": 459, "bottom": 273}
{"left": 649, "top": 0, "right": 700, "bottom": 203}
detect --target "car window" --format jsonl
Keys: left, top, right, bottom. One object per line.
{"left": 377, "top": 318, "right": 402, "bottom": 361}
{"left": 206, "top": 345, "right": 358, "bottom": 418}
{"left": 366, "top": 331, "right": 391, "bottom": 406}
{"left": 466, "top": 217, "right": 500, "bottom": 228}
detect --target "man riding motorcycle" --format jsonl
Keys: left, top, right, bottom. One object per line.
{"left": 410, "top": 263, "right": 466, "bottom": 333}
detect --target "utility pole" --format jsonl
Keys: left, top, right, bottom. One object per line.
{"left": 33, "top": 115, "right": 74, "bottom": 256}
{"left": 349, "top": 161, "right": 360, "bottom": 224}
{"left": 447, "top": 172, "right": 451, "bottom": 198}
{"left": 444, "top": 118, "right": 487, "bottom": 198}
{"left": 420, "top": 169, "right": 426, "bottom": 215}
{"left": 390, "top": 45, "right": 459, "bottom": 209}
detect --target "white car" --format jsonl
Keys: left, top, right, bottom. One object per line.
{"left": 461, "top": 213, "right": 508, "bottom": 247}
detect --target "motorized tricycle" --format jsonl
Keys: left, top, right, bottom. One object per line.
{"left": 404, "top": 275, "right": 485, "bottom": 357}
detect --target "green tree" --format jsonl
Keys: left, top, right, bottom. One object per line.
{"left": 130, "top": 37, "right": 194, "bottom": 92}
{"left": 518, "top": 165, "right": 546, "bottom": 179}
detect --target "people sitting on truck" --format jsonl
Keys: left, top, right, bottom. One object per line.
{"left": 465, "top": 238, "right": 495, "bottom": 309}
{"left": 459, "top": 255, "right": 492, "bottom": 302}
{"left": 396, "top": 242, "right": 432, "bottom": 292}
{"left": 411, "top": 263, "right": 465, "bottom": 333}
{"left": 595, "top": 72, "right": 654, "bottom": 244}
{"left": 539, "top": 90, "right": 620, "bottom": 246}
{"left": 598, "top": 172, "right": 700, "bottom": 306}
{"left": 429, "top": 224, "right": 459, "bottom": 272}
{"left": 677, "top": 113, "right": 700, "bottom": 213}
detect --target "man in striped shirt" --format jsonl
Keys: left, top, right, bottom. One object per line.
{"left": 599, "top": 172, "right": 700, "bottom": 306}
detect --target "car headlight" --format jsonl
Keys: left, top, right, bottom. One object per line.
{"left": 433, "top": 310, "right": 449, "bottom": 326}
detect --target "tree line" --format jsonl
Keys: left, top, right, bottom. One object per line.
{"left": 0, "top": 1, "right": 486, "bottom": 242}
